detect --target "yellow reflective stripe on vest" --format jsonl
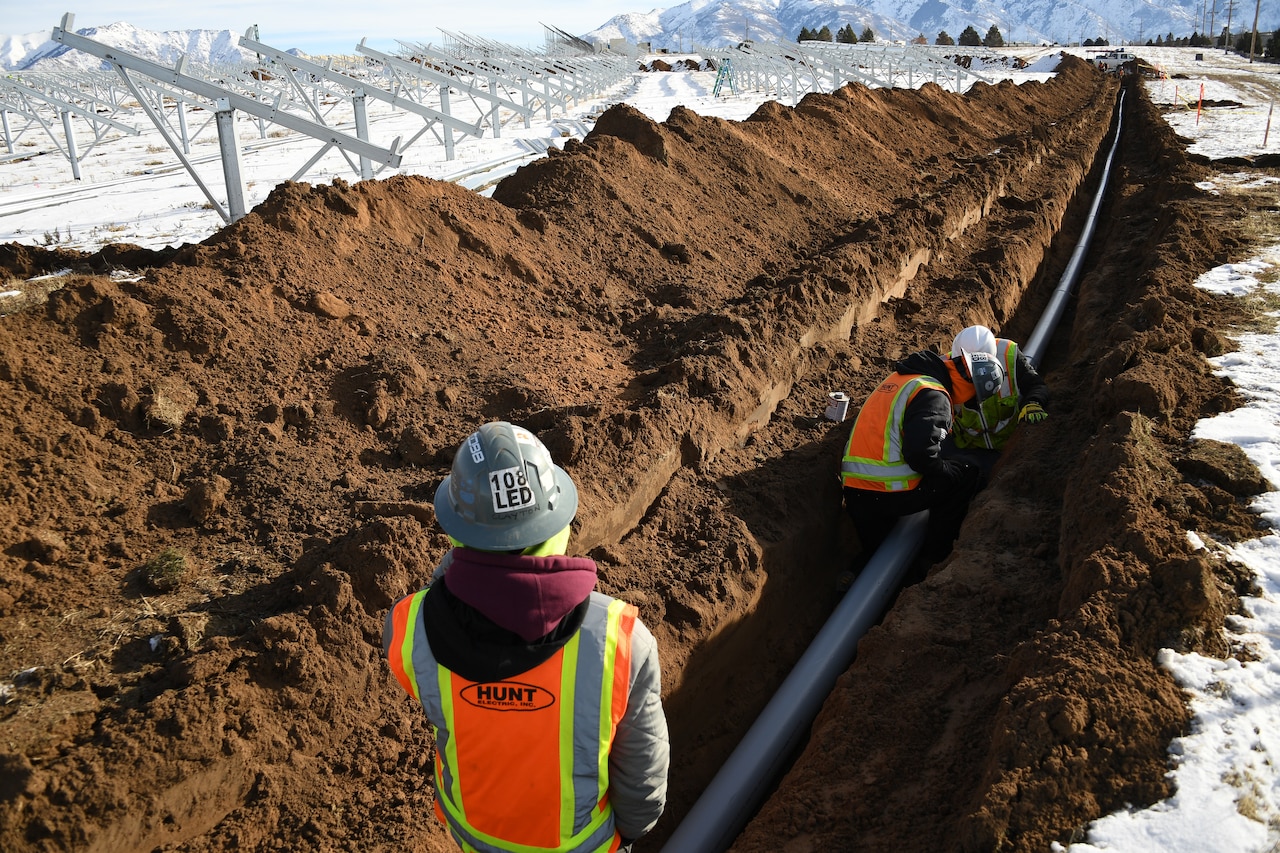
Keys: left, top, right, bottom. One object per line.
{"left": 386, "top": 590, "right": 428, "bottom": 702}
{"left": 595, "top": 599, "right": 628, "bottom": 809}
{"left": 558, "top": 629, "right": 580, "bottom": 845}
{"left": 436, "top": 662, "right": 462, "bottom": 823}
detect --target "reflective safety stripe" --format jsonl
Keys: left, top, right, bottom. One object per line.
{"left": 840, "top": 458, "right": 919, "bottom": 480}
{"left": 445, "top": 834, "right": 619, "bottom": 853}
{"left": 386, "top": 590, "right": 428, "bottom": 701}
{"left": 598, "top": 601, "right": 634, "bottom": 812}
{"left": 385, "top": 589, "right": 635, "bottom": 852}
{"left": 841, "top": 374, "right": 946, "bottom": 491}
{"left": 953, "top": 339, "right": 1021, "bottom": 450}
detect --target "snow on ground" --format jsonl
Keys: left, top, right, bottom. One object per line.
{"left": 1059, "top": 237, "right": 1280, "bottom": 853}
{"left": 1053, "top": 48, "right": 1280, "bottom": 853}
{"left": 1142, "top": 48, "right": 1280, "bottom": 160}
{"left": 0, "top": 56, "right": 778, "bottom": 253}
{"left": 0, "top": 48, "right": 1086, "bottom": 254}
{"left": 7, "top": 42, "right": 1280, "bottom": 850}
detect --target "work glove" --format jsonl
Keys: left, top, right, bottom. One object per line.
{"left": 955, "top": 459, "right": 986, "bottom": 494}
{"left": 1019, "top": 402, "right": 1048, "bottom": 424}
{"left": 926, "top": 458, "right": 982, "bottom": 494}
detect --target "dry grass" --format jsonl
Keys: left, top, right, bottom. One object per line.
{"left": 1238, "top": 285, "right": 1280, "bottom": 334}
{"left": 1210, "top": 170, "right": 1280, "bottom": 334}
{"left": 140, "top": 548, "right": 189, "bottom": 592}
{"left": 0, "top": 274, "right": 69, "bottom": 318}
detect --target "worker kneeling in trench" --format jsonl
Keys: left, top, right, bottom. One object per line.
{"left": 837, "top": 326, "right": 1051, "bottom": 592}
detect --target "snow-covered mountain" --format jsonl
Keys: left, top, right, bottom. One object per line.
{"left": 591, "top": 1, "right": 913, "bottom": 50}
{"left": 587, "top": 0, "right": 1252, "bottom": 50}
{"left": 1, "top": 0, "right": 1270, "bottom": 71}
{"left": 1, "top": 22, "right": 258, "bottom": 71}
{"left": 0, "top": 31, "right": 50, "bottom": 70}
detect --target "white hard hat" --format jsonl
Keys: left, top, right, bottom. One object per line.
{"left": 950, "top": 325, "right": 997, "bottom": 358}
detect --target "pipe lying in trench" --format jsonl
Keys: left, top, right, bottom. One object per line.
{"left": 1023, "top": 88, "right": 1127, "bottom": 368}
{"left": 660, "top": 86, "right": 1126, "bottom": 853}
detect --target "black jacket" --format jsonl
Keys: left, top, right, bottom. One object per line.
{"left": 1011, "top": 346, "right": 1050, "bottom": 410}
{"left": 892, "top": 350, "right": 975, "bottom": 488}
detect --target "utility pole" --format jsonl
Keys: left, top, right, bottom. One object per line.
{"left": 1249, "top": 0, "right": 1262, "bottom": 61}
{"left": 1225, "top": 0, "right": 1235, "bottom": 51}
{"left": 1210, "top": 0, "right": 1218, "bottom": 46}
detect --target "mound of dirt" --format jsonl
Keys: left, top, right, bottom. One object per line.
{"left": 0, "top": 56, "right": 1268, "bottom": 852}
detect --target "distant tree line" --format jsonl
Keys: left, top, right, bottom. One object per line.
{"left": 798, "top": 22, "right": 1009, "bottom": 47}
{"left": 934, "top": 25, "right": 1003, "bottom": 47}
{"left": 799, "top": 21, "right": 1279, "bottom": 58}
{"left": 1143, "top": 28, "right": 1280, "bottom": 58}
{"left": 798, "top": 24, "right": 876, "bottom": 43}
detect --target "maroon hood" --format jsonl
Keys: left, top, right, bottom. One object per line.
{"left": 443, "top": 548, "right": 598, "bottom": 642}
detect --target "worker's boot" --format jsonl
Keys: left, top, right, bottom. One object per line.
{"left": 835, "top": 551, "right": 870, "bottom": 594}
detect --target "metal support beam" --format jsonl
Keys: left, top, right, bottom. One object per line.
{"left": 353, "top": 90, "right": 372, "bottom": 180}
{"left": 51, "top": 15, "right": 402, "bottom": 170}
{"left": 110, "top": 63, "right": 233, "bottom": 223}
{"left": 59, "top": 110, "right": 81, "bottom": 180}
{"left": 214, "top": 98, "right": 247, "bottom": 222}
{"left": 239, "top": 33, "right": 483, "bottom": 157}
{"left": 0, "top": 76, "right": 141, "bottom": 177}
{"left": 356, "top": 40, "right": 536, "bottom": 122}
{"left": 177, "top": 98, "right": 191, "bottom": 154}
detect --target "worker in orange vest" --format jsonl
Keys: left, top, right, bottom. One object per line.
{"left": 838, "top": 349, "right": 1004, "bottom": 588}
{"left": 384, "top": 421, "right": 669, "bottom": 852}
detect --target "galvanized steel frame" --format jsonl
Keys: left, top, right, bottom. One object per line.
{"left": 49, "top": 13, "right": 403, "bottom": 222}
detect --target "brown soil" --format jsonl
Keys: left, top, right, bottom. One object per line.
{"left": 0, "top": 56, "right": 1272, "bottom": 852}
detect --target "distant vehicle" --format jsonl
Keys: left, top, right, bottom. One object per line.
{"left": 1088, "top": 49, "right": 1137, "bottom": 74}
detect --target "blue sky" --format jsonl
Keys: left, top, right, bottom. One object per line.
{"left": 1, "top": 2, "right": 645, "bottom": 54}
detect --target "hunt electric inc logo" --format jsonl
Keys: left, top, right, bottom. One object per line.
{"left": 461, "top": 681, "right": 556, "bottom": 711}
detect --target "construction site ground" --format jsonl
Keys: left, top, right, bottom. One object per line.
{"left": 2, "top": 55, "right": 1279, "bottom": 851}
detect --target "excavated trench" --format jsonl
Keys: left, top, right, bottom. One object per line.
{"left": 627, "top": 75, "right": 1120, "bottom": 847}
{"left": 728, "top": 83, "right": 1257, "bottom": 851}
{"left": 571, "top": 83, "right": 1107, "bottom": 549}
{"left": 0, "top": 59, "right": 1263, "bottom": 853}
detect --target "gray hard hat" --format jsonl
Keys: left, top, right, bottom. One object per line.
{"left": 434, "top": 421, "right": 578, "bottom": 551}
{"left": 961, "top": 350, "right": 1005, "bottom": 404}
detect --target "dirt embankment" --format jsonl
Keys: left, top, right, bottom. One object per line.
{"left": 0, "top": 56, "right": 1267, "bottom": 852}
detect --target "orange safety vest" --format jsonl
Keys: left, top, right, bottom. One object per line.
{"left": 386, "top": 589, "right": 635, "bottom": 853}
{"left": 840, "top": 373, "right": 947, "bottom": 492}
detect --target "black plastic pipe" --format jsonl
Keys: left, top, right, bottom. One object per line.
{"left": 1023, "top": 88, "right": 1126, "bottom": 367}
{"left": 660, "top": 85, "right": 1126, "bottom": 853}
